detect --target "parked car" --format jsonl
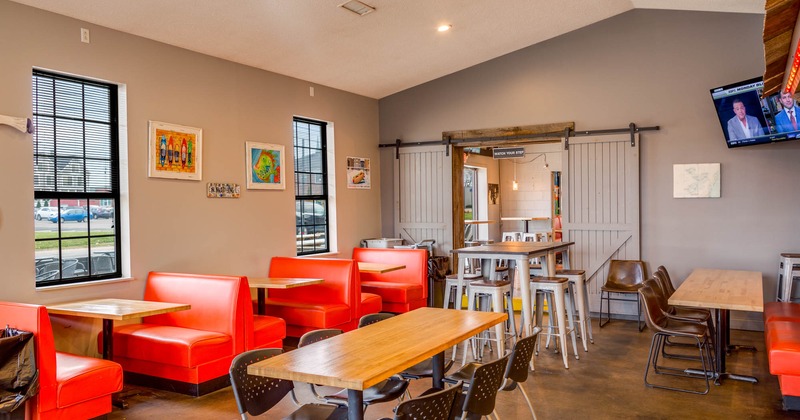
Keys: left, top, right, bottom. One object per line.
{"left": 91, "top": 206, "right": 114, "bottom": 219}
{"left": 49, "top": 208, "right": 87, "bottom": 223}
{"left": 295, "top": 201, "right": 326, "bottom": 234}
{"left": 35, "top": 207, "right": 58, "bottom": 221}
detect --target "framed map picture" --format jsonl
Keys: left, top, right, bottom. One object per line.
{"left": 673, "top": 163, "right": 720, "bottom": 198}
{"left": 246, "top": 142, "right": 285, "bottom": 190}
{"left": 148, "top": 121, "right": 202, "bottom": 180}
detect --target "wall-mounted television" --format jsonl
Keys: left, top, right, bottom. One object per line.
{"left": 710, "top": 77, "right": 800, "bottom": 148}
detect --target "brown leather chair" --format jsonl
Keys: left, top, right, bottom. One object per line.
{"left": 599, "top": 259, "right": 646, "bottom": 331}
{"left": 652, "top": 270, "right": 716, "bottom": 353}
{"left": 639, "top": 284, "right": 715, "bottom": 394}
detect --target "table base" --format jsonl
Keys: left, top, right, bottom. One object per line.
{"left": 710, "top": 308, "right": 759, "bottom": 385}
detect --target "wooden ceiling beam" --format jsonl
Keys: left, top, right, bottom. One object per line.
{"left": 763, "top": 0, "right": 800, "bottom": 96}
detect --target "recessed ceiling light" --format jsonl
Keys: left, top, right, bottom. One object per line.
{"left": 339, "top": 0, "right": 375, "bottom": 16}
{"left": 438, "top": 24, "right": 452, "bottom": 32}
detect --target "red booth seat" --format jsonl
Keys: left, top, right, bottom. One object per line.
{"left": 353, "top": 248, "right": 428, "bottom": 313}
{"left": 265, "top": 257, "right": 364, "bottom": 337}
{"left": 765, "top": 302, "right": 800, "bottom": 410}
{"left": 0, "top": 302, "right": 122, "bottom": 419}
{"left": 107, "top": 272, "right": 253, "bottom": 396}
{"left": 236, "top": 277, "right": 286, "bottom": 350}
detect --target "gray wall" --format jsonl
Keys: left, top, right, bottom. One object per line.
{"left": 0, "top": 0, "right": 381, "bottom": 352}
{"left": 379, "top": 9, "right": 800, "bottom": 326}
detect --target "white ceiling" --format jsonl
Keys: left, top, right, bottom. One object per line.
{"left": 11, "top": 0, "right": 764, "bottom": 99}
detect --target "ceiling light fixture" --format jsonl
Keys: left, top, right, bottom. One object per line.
{"left": 339, "top": 0, "right": 375, "bottom": 16}
{"left": 512, "top": 160, "right": 519, "bottom": 191}
{"left": 437, "top": 24, "right": 452, "bottom": 32}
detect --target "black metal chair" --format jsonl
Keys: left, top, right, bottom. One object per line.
{"left": 446, "top": 331, "right": 540, "bottom": 419}
{"left": 639, "top": 284, "right": 715, "bottom": 395}
{"left": 229, "top": 348, "right": 348, "bottom": 420}
{"left": 444, "top": 353, "right": 510, "bottom": 419}
{"left": 379, "top": 381, "right": 463, "bottom": 420}
{"left": 358, "top": 312, "right": 396, "bottom": 327}
{"left": 599, "top": 259, "right": 646, "bottom": 331}
{"left": 297, "top": 328, "right": 409, "bottom": 414}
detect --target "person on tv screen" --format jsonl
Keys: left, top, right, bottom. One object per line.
{"left": 727, "top": 98, "right": 764, "bottom": 140}
{"left": 775, "top": 91, "right": 800, "bottom": 136}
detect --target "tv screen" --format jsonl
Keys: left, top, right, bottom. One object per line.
{"left": 709, "top": 77, "right": 800, "bottom": 148}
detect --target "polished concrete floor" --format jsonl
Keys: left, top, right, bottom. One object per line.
{"left": 107, "top": 316, "right": 800, "bottom": 420}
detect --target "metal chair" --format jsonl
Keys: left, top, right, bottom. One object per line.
{"left": 651, "top": 271, "right": 716, "bottom": 346}
{"left": 599, "top": 259, "right": 646, "bottom": 331}
{"left": 229, "top": 348, "right": 347, "bottom": 420}
{"left": 446, "top": 330, "right": 540, "bottom": 419}
{"left": 445, "top": 353, "right": 510, "bottom": 419}
{"left": 298, "top": 329, "right": 409, "bottom": 414}
{"left": 639, "top": 285, "right": 715, "bottom": 395}
{"left": 358, "top": 312, "right": 395, "bottom": 327}
{"left": 379, "top": 381, "right": 463, "bottom": 420}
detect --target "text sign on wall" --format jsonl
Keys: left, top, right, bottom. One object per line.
{"left": 492, "top": 147, "right": 525, "bottom": 159}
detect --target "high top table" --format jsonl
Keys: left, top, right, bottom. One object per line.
{"left": 452, "top": 241, "right": 574, "bottom": 345}
{"left": 668, "top": 268, "right": 763, "bottom": 384}
{"left": 247, "top": 307, "right": 506, "bottom": 420}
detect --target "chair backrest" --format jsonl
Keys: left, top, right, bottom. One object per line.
{"left": 638, "top": 284, "right": 669, "bottom": 331}
{"left": 229, "top": 348, "right": 293, "bottom": 418}
{"left": 0, "top": 302, "right": 57, "bottom": 414}
{"left": 352, "top": 248, "right": 429, "bottom": 298}
{"left": 655, "top": 266, "right": 677, "bottom": 296}
{"left": 504, "top": 329, "right": 539, "bottom": 384}
{"left": 393, "top": 381, "right": 463, "bottom": 420}
{"left": 461, "top": 353, "right": 510, "bottom": 417}
{"left": 521, "top": 233, "right": 539, "bottom": 242}
{"left": 298, "top": 328, "right": 343, "bottom": 347}
{"left": 604, "top": 260, "right": 646, "bottom": 288}
{"left": 501, "top": 232, "right": 521, "bottom": 242}
{"left": 358, "top": 312, "right": 395, "bottom": 328}
{"left": 144, "top": 272, "right": 248, "bottom": 353}
{"left": 643, "top": 278, "right": 673, "bottom": 315}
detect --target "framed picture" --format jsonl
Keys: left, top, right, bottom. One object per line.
{"left": 346, "top": 156, "right": 370, "bottom": 189}
{"left": 148, "top": 121, "right": 202, "bottom": 180}
{"left": 246, "top": 142, "right": 285, "bottom": 190}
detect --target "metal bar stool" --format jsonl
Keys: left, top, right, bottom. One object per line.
{"left": 530, "top": 276, "right": 579, "bottom": 369}
{"left": 462, "top": 277, "right": 516, "bottom": 364}
{"left": 778, "top": 253, "right": 800, "bottom": 302}
{"left": 556, "top": 269, "right": 593, "bottom": 350}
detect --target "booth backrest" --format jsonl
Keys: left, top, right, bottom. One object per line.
{"left": 144, "top": 272, "right": 247, "bottom": 354}
{"left": 0, "top": 302, "right": 57, "bottom": 413}
{"left": 268, "top": 256, "right": 359, "bottom": 311}
{"left": 352, "top": 248, "right": 429, "bottom": 299}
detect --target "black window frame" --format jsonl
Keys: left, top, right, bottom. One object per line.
{"left": 293, "top": 117, "right": 330, "bottom": 255}
{"left": 33, "top": 69, "right": 121, "bottom": 286}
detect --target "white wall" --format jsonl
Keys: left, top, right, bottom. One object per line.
{"left": 379, "top": 9, "right": 800, "bottom": 329}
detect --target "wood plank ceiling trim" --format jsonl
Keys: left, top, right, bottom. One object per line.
{"left": 442, "top": 122, "right": 575, "bottom": 148}
{"left": 763, "top": 0, "right": 800, "bottom": 96}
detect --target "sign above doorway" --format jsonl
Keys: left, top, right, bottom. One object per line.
{"left": 492, "top": 147, "right": 525, "bottom": 159}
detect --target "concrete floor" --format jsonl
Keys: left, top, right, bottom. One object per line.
{"left": 107, "top": 317, "right": 800, "bottom": 420}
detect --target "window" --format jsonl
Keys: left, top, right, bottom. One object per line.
{"left": 33, "top": 70, "right": 120, "bottom": 286}
{"left": 293, "top": 117, "right": 329, "bottom": 255}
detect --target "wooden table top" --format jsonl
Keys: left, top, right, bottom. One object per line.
{"left": 454, "top": 241, "right": 574, "bottom": 256}
{"left": 47, "top": 298, "right": 191, "bottom": 320}
{"left": 464, "top": 220, "right": 496, "bottom": 224}
{"left": 248, "top": 307, "right": 506, "bottom": 390}
{"left": 500, "top": 217, "right": 550, "bottom": 221}
{"left": 357, "top": 262, "right": 406, "bottom": 274}
{"left": 248, "top": 277, "right": 324, "bottom": 289}
{"left": 669, "top": 268, "right": 764, "bottom": 312}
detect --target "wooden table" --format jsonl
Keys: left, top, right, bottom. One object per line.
{"left": 453, "top": 241, "right": 574, "bottom": 348}
{"left": 47, "top": 298, "right": 190, "bottom": 360}
{"left": 669, "top": 268, "right": 763, "bottom": 384}
{"left": 248, "top": 307, "right": 506, "bottom": 420}
{"left": 248, "top": 277, "right": 324, "bottom": 315}
{"left": 357, "top": 262, "right": 406, "bottom": 274}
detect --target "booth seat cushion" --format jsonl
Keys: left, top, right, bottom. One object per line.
{"left": 252, "top": 315, "right": 286, "bottom": 349}
{"left": 766, "top": 320, "right": 800, "bottom": 376}
{"left": 112, "top": 324, "right": 232, "bottom": 367}
{"left": 55, "top": 352, "right": 123, "bottom": 408}
{"left": 264, "top": 299, "right": 351, "bottom": 328}
{"left": 360, "top": 292, "right": 382, "bottom": 316}
{"left": 361, "top": 281, "right": 423, "bottom": 303}
{"left": 765, "top": 301, "right": 800, "bottom": 323}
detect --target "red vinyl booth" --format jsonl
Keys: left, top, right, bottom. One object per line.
{"left": 765, "top": 302, "right": 800, "bottom": 410}
{"left": 0, "top": 302, "right": 122, "bottom": 419}
{"left": 106, "top": 272, "right": 251, "bottom": 396}
{"left": 238, "top": 277, "right": 286, "bottom": 350}
{"left": 265, "top": 257, "right": 363, "bottom": 337}
{"left": 353, "top": 248, "right": 428, "bottom": 313}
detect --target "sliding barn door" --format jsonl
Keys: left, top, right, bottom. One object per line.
{"left": 562, "top": 134, "right": 640, "bottom": 315}
{"left": 394, "top": 146, "right": 453, "bottom": 256}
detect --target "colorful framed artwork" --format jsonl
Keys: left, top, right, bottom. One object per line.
{"left": 148, "top": 121, "right": 202, "bottom": 180}
{"left": 207, "top": 183, "right": 241, "bottom": 198}
{"left": 346, "top": 156, "right": 370, "bottom": 189}
{"left": 246, "top": 142, "right": 285, "bottom": 190}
